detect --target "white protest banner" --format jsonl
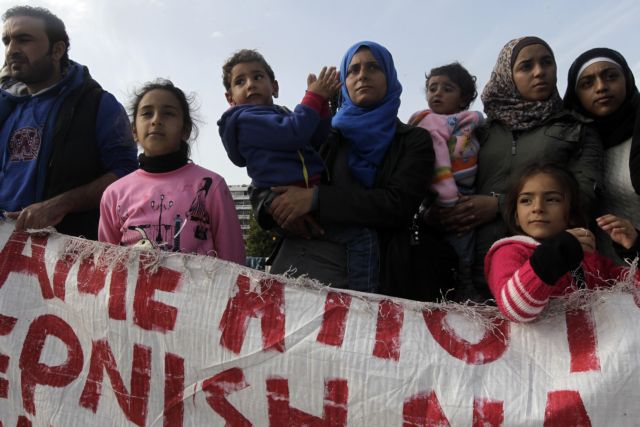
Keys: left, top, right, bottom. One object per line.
{"left": 0, "top": 222, "right": 639, "bottom": 426}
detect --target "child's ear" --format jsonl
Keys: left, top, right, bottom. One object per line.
{"left": 225, "top": 92, "right": 235, "bottom": 106}
{"left": 272, "top": 80, "right": 279, "bottom": 99}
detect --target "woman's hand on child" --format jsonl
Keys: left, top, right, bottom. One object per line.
{"left": 597, "top": 214, "right": 638, "bottom": 250}
{"left": 440, "top": 195, "right": 498, "bottom": 233}
{"left": 307, "top": 66, "right": 341, "bottom": 99}
{"left": 270, "top": 186, "right": 315, "bottom": 228}
{"left": 566, "top": 228, "right": 596, "bottom": 253}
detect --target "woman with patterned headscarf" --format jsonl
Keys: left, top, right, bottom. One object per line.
{"left": 564, "top": 47, "right": 640, "bottom": 263}
{"left": 439, "top": 36, "right": 603, "bottom": 302}
{"left": 251, "top": 41, "right": 456, "bottom": 300}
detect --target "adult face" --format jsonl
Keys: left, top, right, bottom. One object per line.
{"left": 512, "top": 44, "right": 557, "bottom": 102}
{"left": 345, "top": 47, "right": 387, "bottom": 107}
{"left": 2, "top": 15, "right": 63, "bottom": 93}
{"left": 575, "top": 61, "right": 627, "bottom": 117}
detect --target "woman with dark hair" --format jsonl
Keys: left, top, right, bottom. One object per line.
{"left": 564, "top": 48, "right": 640, "bottom": 263}
{"left": 438, "top": 36, "right": 603, "bottom": 302}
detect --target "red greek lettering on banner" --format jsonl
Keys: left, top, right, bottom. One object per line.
{"left": 423, "top": 309, "right": 510, "bottom": 365}
{"left": 0, "top": 232, "right": 52, "bottom": 299}
{"left": 202, "top": 367, "right": 251, "bottom": 426}
{"left": 267, "top": 377, "right": 348, "bottom": 426}
{"left": 164, "top": 353, "right": 184, "bottom": 427}
{"left": 316, "top": 291, "right": 352, "bottom": 347}
{"left": 79, "top": 340, "right": 152, "bottom": 427}
{"left": 373, "top": 300, "right": 404, "bottom": 361}
{"left": 473, "top": 397, "right": 504, "bottom": 427}
{"left": 108, "top": 260, "right": 128, "bottom": 321}
{"left": 0, "top": 314, "right": 18, "bottom": 398}
{"left": 565, "top": 308, "right": 601, "bottom": 373}
{"left": 543, "top": 390, "right": 592, "bottom": 427}
{"left": 403, "top": 390, "right": 450, "bottom": 426}
{"left": 219, "top": 275, "right": 285, "bottom": 354}
{"left": 18, "top": 315, "right": 83, "bottom": 416}
{"left": 133, "top": 254, "right": 181, "bottom": 332}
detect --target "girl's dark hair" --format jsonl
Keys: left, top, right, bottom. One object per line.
{"left": 426, "top": 62, "right": 477, "bottom": 110}
{"left": 130, "top": 79, "right": 199, "bottom": 157}
{"left": 504, "top": 162, "right": 586, "bottom": 235}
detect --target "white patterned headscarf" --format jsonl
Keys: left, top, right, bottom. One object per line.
{"left": 481, "top": 36, "right": 563, "bottom": 131}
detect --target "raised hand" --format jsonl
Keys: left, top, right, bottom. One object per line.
{"left": 597, "top": 214, "right": 638, "bottom": 250}
{"left": 307, "top": 66, "right": 341, "bottom": 99}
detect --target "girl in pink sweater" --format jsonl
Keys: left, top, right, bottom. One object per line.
{"left": 99, "top": 80, "right": 245, "bottom": 263}
{"left": 485, "top": 163, "right": 639, "bottom": 322}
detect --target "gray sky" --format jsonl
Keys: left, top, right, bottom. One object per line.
{"left": 3, "top": 0, "right": 639, "bottom": 185}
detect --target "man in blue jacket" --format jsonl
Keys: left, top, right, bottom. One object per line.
{"left": 0, "top": 5, "right": 137, "bottom": 239}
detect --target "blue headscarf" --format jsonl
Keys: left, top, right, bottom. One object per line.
{"left": 331, "top": 41, "right": 402, "bottom": 188}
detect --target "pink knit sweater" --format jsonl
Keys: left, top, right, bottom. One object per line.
{"left": 99, "top": 163, "right": 245, "bottom": 264}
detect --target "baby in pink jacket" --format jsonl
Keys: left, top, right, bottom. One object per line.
{"left": 409, "top": 62, "right": 484, "bottom": 287}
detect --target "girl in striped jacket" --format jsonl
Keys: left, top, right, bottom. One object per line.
{"left": 484, "top": 163, "right": 639, "bottom": 322}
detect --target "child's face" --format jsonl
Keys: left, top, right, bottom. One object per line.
{"left": 516, "top": 172, "right": 570, "bottom": 240}
{"left": 427, "top": 75, "right": 464, "bottom": 115}
{"left": 225, "top": 61, "right": 278, "bottom": 106}
{"left": 134, "top": 89, "right": 188, "bottom": 157}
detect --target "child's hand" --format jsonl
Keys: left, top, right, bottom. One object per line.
{"left": 597, "top": 214, "right": 638, "bottom": 249}
{"left": 307, "top": 66, "right": 341, "bottom": 99}
{"left": 567, "top": 228, "right": 596, "bottom": 253}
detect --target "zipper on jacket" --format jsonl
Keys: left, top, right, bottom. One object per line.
{"left": 511, "top": 139, "right": 516, "bottom": 155}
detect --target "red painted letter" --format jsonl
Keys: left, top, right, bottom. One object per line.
{"left": 202, "top": 367, "right": 251, "bottom": 426}
{"left": 403, "top": 390, "right": 450, "bottom": 426}
{"left": 108, "top": 260, "right": 128, "bottom": 321}
{"left": 543, "top": 390, "right": 592, "bottom": 427}
{"left": 473, "top": 398, "right": 504, "bottom": 427}
{"left": 566, "top": 309, "right": 600, "bottom": 373}
{"left": 424, "top": 310, "right": 509, "bottom": 365}
{"left": 0, "top": 314, "right": 17, "bottom": 398}
{"left": 374, "top": 300, "right": 404, "bottom": 361}
{"left": 316, "top": 291, "right": 352, "bottom": 347}
{"left": 79, "top": 340, "right": 151, "bottom": 426}
{"left": 219, "top": 275, "right": 285, "bottom": 354}
{"left": 133, "top": 256, "right": 181, "bottom": 332}
{"left": 0, "top": 233, "right": 52, "bottom": 299}
{"left": 19, "top": 315, "right": 83, "bottom": 415}
{"left": 267, "top": 377, "right": 348, "bottom": 426}
{"left": 77, "top": 253, "right": 108, "bottom": 295}
{"left": 164, "top": 353, "right": 184, "bottom": 427}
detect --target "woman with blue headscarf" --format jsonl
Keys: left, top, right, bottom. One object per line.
{"left": 253, "top": 41, "right": 454, "bottom": 299}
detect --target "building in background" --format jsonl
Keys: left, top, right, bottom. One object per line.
{"left": 229, "top": 185, "right": 251, "bottom": 241}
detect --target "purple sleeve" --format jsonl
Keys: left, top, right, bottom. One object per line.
{"left": 95, "top": 93, "right": 138, "bottom": 178}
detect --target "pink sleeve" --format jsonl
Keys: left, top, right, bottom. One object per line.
{"left": 98, "top": 185, "right": 123, "bottom": 245}
{"left": 419, "top": 114, "right": 459, "bottom": 207}
{"left": 486, "top": 244, "right": 556, "bottom": 323}
{"left": 208, "top": 178, "right": 246, "bottom": 264}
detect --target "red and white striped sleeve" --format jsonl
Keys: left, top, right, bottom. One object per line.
{"left": 485, "top": 238, "right": 558, "bottom": 323}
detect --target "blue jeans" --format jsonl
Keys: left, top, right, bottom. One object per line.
{"left": 323, "top": 225, "right": 379, "bottom": 293}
